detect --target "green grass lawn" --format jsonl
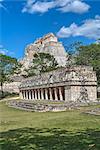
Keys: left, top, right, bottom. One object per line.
{"left": 0, "top": 98, "right": 100, "bottom": 150}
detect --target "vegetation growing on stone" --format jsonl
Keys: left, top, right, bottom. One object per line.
{"left": 25, "top": 52, "right": 58, "bottom": 77}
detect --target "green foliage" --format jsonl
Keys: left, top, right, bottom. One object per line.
{"left": 0, "top": 54, "right": 17, "bottom": 81}
{"left": 26, "top": 52, "right": 58, "bottom": 77}
{"left": 0, "top": 53, "right": 21, "bottom": 97}
{"left": 75, "top": 43, "right": 100, "bottom": 86}
{"left": 0, "top": 91, "right": 19, "bottom": 100}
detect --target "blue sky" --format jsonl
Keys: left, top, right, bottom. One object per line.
{"left": 0, "top": 0, "right": 100, "bottom": 59}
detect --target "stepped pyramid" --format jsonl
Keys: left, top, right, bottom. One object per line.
{"left": 20, "top": 33, "right": 68, "bottom": 69}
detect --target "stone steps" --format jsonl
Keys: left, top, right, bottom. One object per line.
{"left": 7, "top": 100, "right": 100, "bottom": 112}
{"left": 7, "top": 101, "right": 35, "bottom": 111}
{"left": 7, "top": 100, "right": 68, "bottom": 112}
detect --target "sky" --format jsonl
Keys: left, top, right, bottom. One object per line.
{"left": 0, "top": 0, "right": 100, "bottom": 59}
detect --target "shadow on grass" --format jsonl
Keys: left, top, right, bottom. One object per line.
{"left": 0, "top": 128, "right": 100, "bottom": 150}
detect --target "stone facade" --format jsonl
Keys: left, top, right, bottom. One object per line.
{"left": 19, "top": 66, "right": 97, "bottom": 102}
{"left": 1, "top": 33, "right": 67, "bottom": 94}
{"left": 0, "top": 82, "right": 21, "bottom": 93}
{"left": 0, "top": 75, "right": 23, "bottom": 93}
{"left": 20, "top": 33, "right": 67, "bottom": 69}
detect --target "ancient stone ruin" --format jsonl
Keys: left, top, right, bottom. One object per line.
{"left": 2, "top": 33, "right": 98, "bottom": 106}
{"left": 20, "top": 33, "right": 68, "bottom": 70}
{"left": 19, "top": 66, "right": 97, "bottom": 103}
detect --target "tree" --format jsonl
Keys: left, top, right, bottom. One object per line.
{"left": 64, "top": 42, "right": 82, "bottom": 67}
{"left": 75, "top": 43, "right": 100, "bottom": 86}
{"left": 0, "top": 54, "right": 21, "bottom": 98}
{"left": 26, "top": 52, "right": 58, "bottom": 77}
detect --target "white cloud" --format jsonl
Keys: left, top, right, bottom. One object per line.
{"left": 0, "top": 45, "right": 15, "bottom": 56}
{"left": 0, "top": 50, "right": 6, "bottom": 55}
{"left": 0, "top": 46, "right": 9, "bottom": 55}
{"left": 22, "top": 1, "right": 55, "bottom": 14}
{"left": 57, "top": 15, "right": 100, "bottom": 40}
{"left": 58, "top": 0, "right": 90, "bottom": 14}
{"left": 0, "top": 0, "right": 8, "bottom": 11}
{"left": 22, "top": 0, "right": 90, "bottom": 14}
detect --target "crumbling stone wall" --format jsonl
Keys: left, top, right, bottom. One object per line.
{"left": 19, "top": 66, "right": 97, "bottom": 102}
{"left": 0, "top": 82, "right": 21, "bottom": 93}
{"left": 20, "top": 33, "right": 68, "bottom": 69}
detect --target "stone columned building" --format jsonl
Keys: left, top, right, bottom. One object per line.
{"left": 19, "top": 66, "right": 97, "bottom": 102}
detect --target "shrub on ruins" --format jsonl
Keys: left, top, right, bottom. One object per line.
{"left": 0, "top": 53, "right": 21, "bottom": 98}
{"left": 25, "top": 52, "right": 58, "bottom": 77}
{"left": 74, "top": 42, "right": 100, "bottom": 86}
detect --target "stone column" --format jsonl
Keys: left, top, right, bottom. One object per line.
{"left": 26, "top": 90, "right": 28, "bottom": 100}
{"left": 26, "top": 91, "right": 28, "bottom": 100}
{"left": 49, "top": 88, "right": 53, "bottom": 100}
{"left": 23, "top": 91, "right": 26, "bottom": 99}
{"left": 34, "top": 89, "right": 37, "bottom": 100}
{"left": 23, "top": 91, "right": 25, "bottom": 99}
{"left": 45, "top": 88, "right": 48, "bottom": 100}
{"left": 22, "top": 91, "right": 24, "bottom": 99}
{"left": 29, "top": 90, "right": 31, "bottom": 100}
{"left": 19, "top": 91, "right": 23, "bottom": 99}
{"left": 27, "top": 90, "right": 29, "bottom": 100}
{"left": 34, "top": 90, "right": 35, "bottom": 99}
{"left": 29, "top": 90, "right": 32, "bottom": 99}
{"left": 59, "top": 87, "right": 63, "bottom": 101}
{"left": 24, "top": 91, "right": 26, "bottom": 99}
{"left": 31, "top": 90, "right": 33, "bottom": 99}
{"left": 32, "top": 90, "right": 35, "bottom": 100}
{"left": 38, "top": 89, "right": 40, "bottom": 100}
{"left": 41, "top": 89, "right": 44, "bottom": 100}
{"left": 54, "top": 88, "right": 58, "bottom": 101}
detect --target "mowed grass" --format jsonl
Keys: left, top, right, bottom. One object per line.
{"left": 0, "top": 99, "right": 100, "bottom": 150}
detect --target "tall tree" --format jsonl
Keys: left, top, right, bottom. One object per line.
{"left": 0, "top": 54, "right": 20, "bottom": 98}
{"left": 26, "top": 52, "right": 58, "bottom": 77}
{"left": 75, "top": 43, "right": 100, "bottom": 86}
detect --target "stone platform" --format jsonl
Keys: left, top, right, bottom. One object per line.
{"left": 84, "top": 108, "right": 100, "bottom": 116}
{"left": 7, "top": 100, "right": 69, "bottom": 112}
{"left": 7, "top": 99, "right": 100, "bottom": 112}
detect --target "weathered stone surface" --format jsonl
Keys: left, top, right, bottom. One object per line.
{"left": 20, "top": 33, "right": 68, "bottom": 69}
{"left": 19, "top": 66, "right": 97, "bottom": 102}
{"left": 1, "top": 82, "right": 21, "bottom": 93}
{"left": 84, "top": 108, "right": 100, "bottom": 116}
{"left": 0, "top": 75, "right": 24, "bottom": 93}
{"left": 19, "top": 66, "right": 96, "bottom": 89}
{"left": 7, "top": 100, "right": 100, "bottom": 112}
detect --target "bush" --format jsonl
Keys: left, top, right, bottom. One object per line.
{"left": 0, "top": 91, "right": 19, "bottom": 100}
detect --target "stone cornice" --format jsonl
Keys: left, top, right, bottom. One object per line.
{"left": 19, "top": 66, "right": 97, "bottom": 89}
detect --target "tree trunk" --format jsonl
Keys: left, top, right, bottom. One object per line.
{"left": 0, "top": 82, "right": 4, "bottom": 98}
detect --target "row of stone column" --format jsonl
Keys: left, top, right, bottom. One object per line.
{"left": 20, "top": 87, "right": 64, "bottom": 101}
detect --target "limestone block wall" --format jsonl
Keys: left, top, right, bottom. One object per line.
{"left": 19, "top": 66, "right": 97, "bottom": 102}
{"left": 70, "top": 86, "right": 81, "bottom": 102}
{"left": 20, "top": 33, "right": 68, "bottom": 69}
{"left": 64, "top": 86, "right": 71, "bottom": 101}
{"left": 68, "top": 85, "right": 97, "bottom": 102}
{"left": 44, "top": 42, "right": 67, "bottom": 66}
{"left": 34, "top": 33, "right": 58, "bottom": 45}
{"left": 1, "top": 82, "right": 21, "bottom": 93}
{"left": 86, "top": 86, "right": 97, "bottom": 102}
